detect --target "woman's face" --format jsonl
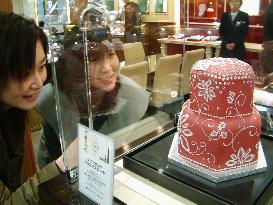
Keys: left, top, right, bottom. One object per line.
{"left": 0, "top": 40, "right": 47, "bottom": 110}
{"left": 89, "top": 49, "right": 119, "bottom": 93}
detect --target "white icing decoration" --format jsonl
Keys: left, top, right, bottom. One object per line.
{"left": 192, "top": 58, "right": 254, "bottom": 80}
{"left": 189, "top": 107, "right": 254, "bottom": 119}
{"left": 225, "top": 147, "right": 255, "bottom": 166}
{"left": 178, "top": 114, "right": 193, "bottom": 152}
{"left": 197, "top": 79, "right": 216, "bottom": 102}
{"left": 227, "top": 91, "right": 236, "bottom": 104}
{"left": 207, "top": 121, "right": 228, "bottom": 141}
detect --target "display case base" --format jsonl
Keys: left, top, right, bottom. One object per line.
{"left": 168, "top": 133, "right": 267, "bottom": 183}
{"left": 39, "top": 173, "right": 126, "bottom": 205}
{"left": 123, "top": 128, "right": 273, "bottom": 205}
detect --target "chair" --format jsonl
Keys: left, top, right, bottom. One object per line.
{"left": 180, "top": 48, "right": 205, "bottom": 95}
{"left": 123, "top": 42, "right": 145, "bottom": 66}
{"left": 120, "top": 61, "right": 149, "bottom": 89}
{"left": 149, "top": 54, "right": 182, "bottom": 107}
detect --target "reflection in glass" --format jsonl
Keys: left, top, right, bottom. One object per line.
{"left": 41, "top": 0, "right": 183, "bottom": 190}
{"left": 138, "top": 0, "right": 149, "bottom": 14}
{"left": 124, "top": 1, "right": 142, "bottom": 42}
{"left": 155, "top": 0, "right": 167, "bottom": 13}
{"left": 103, "top": 0, "right": 115, "bottom": 10}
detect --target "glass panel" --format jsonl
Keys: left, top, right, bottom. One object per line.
{"left": 43, "top": 0, "right": 184, "bottom": 186}
{"left": 43, "top": 0, "right": 124, "bottom": 183}
{"left": 254, "top": 40, "right": 273, "bottom": 137}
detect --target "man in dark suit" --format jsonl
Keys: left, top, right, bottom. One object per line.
{"left": 219, "top": 0, "right": 249, "bottom": 61}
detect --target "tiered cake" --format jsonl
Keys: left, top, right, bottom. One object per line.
{"left": 168, "top": 58, "right": 267, "bottom": 182}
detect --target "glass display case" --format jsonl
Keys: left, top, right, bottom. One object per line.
{"left": 158, "top": 26, "right": 220, "bottom": 59}
{"left": 159, "top": 25, "right": 219, "bottom": 39}
{"left": 39, "top": 1, "right": 273, "bottom": 204}
{"left": 43, "top": 0, "right": 183, "bottom": 187}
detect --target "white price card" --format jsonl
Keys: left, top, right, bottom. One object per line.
{"left": 78, "top": 123, "right": 114, "bottom": 205}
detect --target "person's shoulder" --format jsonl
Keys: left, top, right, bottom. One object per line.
{"left": 39, "top": 83, "right": 54, "bottom": 97}
{"left": 119, "top": 74, "right": 145, "bottom": 92}
{"left": 118, "top": 74, "right": 149, "bottom": 100}
{"left": 239, "top": 10, "right": 249, "bottom": 17}
{"left": 37, "top": 83, "right": 55, "bottom": 110}
{"left": 220, "top": 12, "right": 230, "bottom": 21}
{"left": 222, "top": 12, "right": 230, "bottom": 17}
{"left": 115, "top": 74, "right": 149, "bottom": 121}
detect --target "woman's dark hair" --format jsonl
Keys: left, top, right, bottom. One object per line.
{"left": 0, "top": 12, "right": 48, "bottom": 90}
{"left": 0, "top": 12, "right": 48, "bottom": 157}
{"left": 125, "top": 1, "right": 139, "bottom": 13}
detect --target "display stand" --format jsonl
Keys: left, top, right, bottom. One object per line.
{"left": 123, "top": 128, "right": 273, "bottom": 205}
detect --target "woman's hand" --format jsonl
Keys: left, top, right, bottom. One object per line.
{"left": 55, "top": 138, "right": 79, "bottom": 172}
{"left": 226, "top": 43, "right": 235, "bottom": 50}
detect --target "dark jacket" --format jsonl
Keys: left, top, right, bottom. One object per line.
{"left": 219, "top": 11, "right": 249, "bottom": 60}
{"left": 261, "top": 3, "right": 273, "bottom": 75}
{"left": 0, "top": 107, "right": 25, "bottom": 192}
{"left": 0, "top": 107, "right": 60, "bottom": 204}
{"left": 264, "top": 3, "right": 273, "bottom": 41}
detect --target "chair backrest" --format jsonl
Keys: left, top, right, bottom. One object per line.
{"left": 150, "top": 54, "right": 182, "bottom": 107}
{"left": 120, "top": 61, "right": 149, "bottom": 89}
{"left": 123, "top": 42, "right": 145, "bottom": 66}
{"left": 181, "top": 48, "right": 205, "bottom": 95}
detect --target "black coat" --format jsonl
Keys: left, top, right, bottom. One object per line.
{"left": 219, "top": 11, "right": 249, "bottom": 61}
{"left": 264, "top": 3, "right": 273, "bottom": 41}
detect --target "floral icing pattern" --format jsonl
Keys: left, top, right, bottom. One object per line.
{"left": 225, "top": 147, "right": 255, "bottom": 167}
{"left": 178, "top": 114, "right": 193, "bottom": 152}
{"left": 209, "top": 122, "right": 228, "bottom": 140}
{"left": 197, "top": 79, "right": 216, "bottom": 102}
{"left": 227, "top": 91, "right": 236, "bottom": 104}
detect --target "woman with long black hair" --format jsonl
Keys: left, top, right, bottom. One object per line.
{"left": 0, "top": 12, "right": 65, "bottom": 204}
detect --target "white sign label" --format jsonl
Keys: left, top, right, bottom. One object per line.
{"left": 78, "top": 123, "right": 114, "bottom": 205}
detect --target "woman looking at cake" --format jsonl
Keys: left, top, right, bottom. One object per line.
{"left": 0, "top": 12, "right": 67, "bottom": 204}
{"left": 36, "top": 26, "right": 149, "bottom": 168}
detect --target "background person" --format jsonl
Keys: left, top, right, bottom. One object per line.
{"left": 124, "top": 1, "right": 142, "bottom": 43}
{"left": 219, "top": 0, "right": 249, "bottom": 61}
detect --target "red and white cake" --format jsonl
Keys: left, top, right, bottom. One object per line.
{"left": 175, "top": 58, "right": 262, "bottom": 173}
